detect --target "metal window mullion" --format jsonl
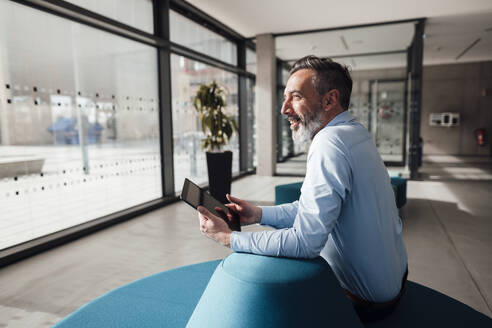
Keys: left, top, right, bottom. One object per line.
{"left": 237, "top": 40, "right": 248, "bottom": 172}
{"left": 273, "top": 17, "right": 426, "bottom": 37}
{"left": 155, "top": 0, "right": 175, "bottom": 197}
{"left": 408, "top": 20, "right": 425, "bottom": 179}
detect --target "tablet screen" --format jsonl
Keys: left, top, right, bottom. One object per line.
{"left": 181, "top": 178, "right": 241, "bottom": 231}
{"left": 181, "top": 178, "right": 227, "bottom": 218}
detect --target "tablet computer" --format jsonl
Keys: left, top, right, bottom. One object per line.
{"left": 180, "top": 178, "right": 241, "bottom": 231}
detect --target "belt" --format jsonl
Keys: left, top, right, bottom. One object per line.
{"left": 344, "top": 268, "right": 408, "bottom": 309}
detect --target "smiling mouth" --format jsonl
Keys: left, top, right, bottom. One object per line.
{"left": 287, "top": 116, "right": 302, "bottom": 129}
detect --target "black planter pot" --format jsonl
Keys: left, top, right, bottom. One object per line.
{"left": 206, "top": 151, "right": 232, "bottom": 204}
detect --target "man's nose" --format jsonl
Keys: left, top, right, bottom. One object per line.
{"left": 281, "top": 100, "right": 290, "bottom": 116}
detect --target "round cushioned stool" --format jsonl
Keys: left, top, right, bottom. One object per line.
{"left": 390, "top": 177, "right": 407, "bottom": 209}
{"left": 186, "top": 253, "right": 363, "bottom": 328}
{"left": 275, "top": 182, "right": 303, "bottom": 205}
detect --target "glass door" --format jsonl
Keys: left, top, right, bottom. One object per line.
{"left": 369, "top": 79, "right": 407, "bottom": 165}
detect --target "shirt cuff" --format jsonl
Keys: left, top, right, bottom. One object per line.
{"left": 230, "top": 231, "right": 252, "bottom": 253}
{"left": 259, "top": 206, "right": 278, "bottom": 226}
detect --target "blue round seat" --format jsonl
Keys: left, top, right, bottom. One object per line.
{"left": 186, "top": 253, "right": 362, "bottom": 327}
{"left": 53, "top": 260, "right": 221, "bottom": 328}
{"left": 54, "top": 255, "right": 492, "bottom": 327}
{"left": 275, "top": 182, "right": 303, "bottom": 205}
{"left": 390, "top": 176, "right": 407, "bottom": 209}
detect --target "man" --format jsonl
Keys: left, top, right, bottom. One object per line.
{"left": 197, "top": 55, "right": 408, "bottom": 321}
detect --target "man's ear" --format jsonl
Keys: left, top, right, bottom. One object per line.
{"left": 322, "top": 90, "right": 340, "bottom": 111}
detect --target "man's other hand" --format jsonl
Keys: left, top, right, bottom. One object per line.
{"left": 225, "top": 194, "right": 262, "bottom": 226}
{"left": 197, "top": 206, "right": 232, "bottom": 247}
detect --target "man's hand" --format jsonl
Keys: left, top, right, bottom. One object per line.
{"left": 197, "top": 206, "right": 232, "bottom": 247}
{"left": 225, "top": 194, "right": 262, "bottom": 226}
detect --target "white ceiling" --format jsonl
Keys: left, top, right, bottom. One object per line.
{"left": 424, "top": 12, "right": 492, "bottom": 65}
{"left": 186, "top": 0, "right": 492, "bottom": 68}
{"left": 276, "top": 22, "right": 415, "bottom": 70}
{"left": 334, "top": 53, "right": 407, "bottom": 71}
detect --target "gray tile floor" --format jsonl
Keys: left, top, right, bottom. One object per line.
{"left": 0, "top": 155, "right": 491, "bottom": 327}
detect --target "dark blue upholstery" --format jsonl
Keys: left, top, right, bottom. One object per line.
{"left": 275, "top": 182, "right": 303, "bottom": 205}
{"left": 366, "top": 281, "right": 491, "bottom": 327}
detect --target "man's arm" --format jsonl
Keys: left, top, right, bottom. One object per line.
{"left": 231, "top": 138, "right": 352, "bottom": 258}
{"left": 196, "top": 197, "right": 300, "bottom": 248}
{"left": 259, "top": 201, "right": 299, "bottom": 229}
{"left": 231, "top": 186, "right": 343, "bottom": 258}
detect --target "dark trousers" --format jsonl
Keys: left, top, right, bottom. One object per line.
{"left": 346, "top": 269, "right": 408, "bottom": 323}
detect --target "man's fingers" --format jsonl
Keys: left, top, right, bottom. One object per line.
{"left": 226, "top": 194, "right": 244, "bottom": 205}
{"left": 197, "top": 206, "right": 212, "bottom": 219}
{"left": 199, "top": 206, "right": 223, "bottom": 224}
{"left": 225, "top": 203, "right": 242, "bottom": 212}
{"left": 214, "top": 207, "right": 229, "bottom": 221}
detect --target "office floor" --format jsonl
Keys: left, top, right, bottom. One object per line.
{"left": 0, "top": 155, "right": 491, "bottom": 327}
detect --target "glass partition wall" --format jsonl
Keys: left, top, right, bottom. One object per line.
{"left": 0, "top": 0, "right": 161, "bottom": 251}
{"left": 344, "top": 53, "right": 408, "bottom": 164}
{"left": 0, "top": 0, "right": 257, "bottom": 264}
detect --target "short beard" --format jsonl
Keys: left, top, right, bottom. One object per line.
{"left": 291, "top": 110, "right": 324, "bottom": 144}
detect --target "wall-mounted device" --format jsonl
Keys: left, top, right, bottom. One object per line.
{"left": 429, "top": 112, "right": 460, "bottom": 127}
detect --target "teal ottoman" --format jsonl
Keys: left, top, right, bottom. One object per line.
{"left": 53, "top": 260, "right": 221, "bottom": 328}
{"left": 275, "top": 182, "right": 303, "bottom": 205}
{"left": 390, "top": 177, "right": 407, "bottom": 209}
{"left": 276, "top": 179, "right": 407, "bottom": 209}
{"left": 187, "top": 253, "right": 362, "bottom": 327}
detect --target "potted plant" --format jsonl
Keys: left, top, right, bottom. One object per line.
{"left": 193, "top": 80, "right": 238, "bottom": 203}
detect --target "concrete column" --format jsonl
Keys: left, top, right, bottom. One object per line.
{"left": 255, "top": 34, "right": 277, "bottom": 176}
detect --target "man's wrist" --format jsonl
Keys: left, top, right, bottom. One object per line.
{"left": 221, "top": 231, "right": 232, "bottom": 247}
{"left": 256, "top": 206, "right": 262, "bottom": 224}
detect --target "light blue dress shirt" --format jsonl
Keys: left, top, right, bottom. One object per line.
{"left": 230, "top": 111, "right": 408, "bottom": 302}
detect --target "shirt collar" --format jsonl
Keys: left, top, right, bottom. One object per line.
{"left": 326, "top": 110, "right": 356, "bottom": 127}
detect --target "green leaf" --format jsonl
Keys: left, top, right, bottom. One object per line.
{"left": 223, "top": 122, "right": 232, "bottom": 140}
